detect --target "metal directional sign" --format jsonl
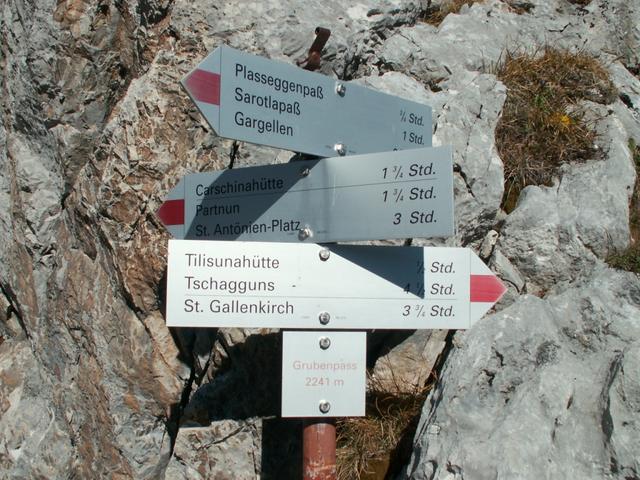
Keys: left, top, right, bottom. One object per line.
{"left": 157, "top": 147, "right": 453, "bottom": 243}
{"left": 166, "top": 239, "right": 507, "bottom": 329}
{"left": 282, "top": 331, "right": 366, "bottom": 418}
{"left": 181, "top": 45, "right": 432, "bottom": 156}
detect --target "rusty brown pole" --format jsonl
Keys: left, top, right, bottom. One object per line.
{"left": 297, "top": 27, "right": 331, "bottom": 71}
{"left": 303, "top": 418, "right": 337, "bottom": 480}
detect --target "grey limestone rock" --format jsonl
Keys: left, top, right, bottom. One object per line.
{"left": 489, "top": 248, "right": 525, "bottom": 306}
{"left": 608, "top": 62, "right": 640, "bottom": 144}
{"left": 165, "top": 420, "right": 262, "bottom": 480}
{"left": 401, "top": 266, "right": 640, "bottom": 480}
{"left": 432, "top": 72, "right": 507, "bottom": 244}
{"left": 1, "top": 0, "right": 640, "bottom": 478}
{"left": 0, "top": 341, "right": 74, "bottom": 478}
{"left": 1, "top": 0, "right": 191, "bottom": 477}
{"left": 498, "top": 109, "right": 636, "bottom": 289}
{"left": 371, "top": 330, "right": 449, "bottom": 394}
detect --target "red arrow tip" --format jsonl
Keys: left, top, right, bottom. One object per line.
{"left": 157, "top": 199, "right": 184, "bottom": 226}
{"left": 185, "top": 69, "right": 221, "bottom": 105}
{"left": 470, "top": 274, "right": 507, "bottom": 303}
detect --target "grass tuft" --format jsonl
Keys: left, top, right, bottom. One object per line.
{"left": 495, "top": 47, "right": 617, "bottom": 212}
{"left": 607, "top": 244, "right": 640, "bottom": 273}
{"left": 607, "top": 139, "right": 640, "bottom": 273}
{"left": 423, "top": 0, "right": 483, "bottom": 26}
{"left": 336, "top": 376, "right": 431, "bottom": 480}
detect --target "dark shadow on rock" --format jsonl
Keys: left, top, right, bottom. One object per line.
{"left": 183, "top": 159, "right": 321, "bottom": 240}
{"left": 180, "top": 331, "right": 282, "bottom": 423}
{"left": 367, "top": 329, "right": 416, "bottom": 368}
{"left": 157, "top": 266, "right": 168, "bottom": 318}
{"left": 261, "top": 417, "right": 302, "bottom": 479}
{"left": 159, "top": 265, "right": 219, "bottom": 368}
{"left": 176, "top": 330, "right": 303, "bottom": 478}
{"left": 168, "top": 326, "right": 424, "bottom": 476}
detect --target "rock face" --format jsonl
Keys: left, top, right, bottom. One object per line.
{"left": 371, "top": 330, "right": 448, "bottom": 394}
{"left": 401, "top": 267, "right": 640, "bottom": 480}
{"left": 0, "top": 0, "right": 639, "bottom": 479}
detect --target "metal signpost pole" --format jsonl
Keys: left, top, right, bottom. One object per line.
{"left": 298, "top": 29, "right": 337, "bottom": 480}
{"left": 303, "top": 418, "right": 337, "bottom": 480}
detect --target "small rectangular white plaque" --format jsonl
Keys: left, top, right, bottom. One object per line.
{"left": 281, "top": 331, "right": 366, "bottom": 418}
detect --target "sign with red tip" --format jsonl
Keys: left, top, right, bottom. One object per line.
{"left": 166, "top": 240, "right": 506, "bottom": 330}
{"left": 157, "top": 147, "right": 454, "bottom": 243}
{"left": 184, "top": 69, "right": 221, "bottom": 105}
{"left": 181, "top": 45, "right": 432, "bottom": 156}
{"left": 470, "top": 275, "right": 507, "bottom": 303}
{"left": 157, "top": 199, "right": 184, "bottom": 226}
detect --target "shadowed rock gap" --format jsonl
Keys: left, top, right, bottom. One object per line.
{"left": 384, "top": 329, "right": 457, "bottom": 479}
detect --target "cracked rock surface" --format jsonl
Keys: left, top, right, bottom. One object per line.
{"left": 401, "top": 267, "right": 640, "bottom": 480}
{"left": 0, "top": 0, "right": 639, "bottom": 478}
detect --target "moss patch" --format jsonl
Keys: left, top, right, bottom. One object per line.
{"left": 495, "top": 48, "right": 617, "bottom": 212}
{"left": 607, "top": 244, "right": 640, "bottom": 273}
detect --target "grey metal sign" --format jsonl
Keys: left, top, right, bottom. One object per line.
{"left": 165, "top": 239, "right": 506, "bottom": 330}
{"left": 181, "top": 45, "right": 432, "bottom": 156}
{"left": 281, "top": 331, "right": 366, "bottom": 417}
{"left": 159, "top": 146, "right": 454, "bottom": 243}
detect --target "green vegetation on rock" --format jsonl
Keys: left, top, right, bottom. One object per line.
{"left": 495, "top": 47, "right": 617, "bottom": 212}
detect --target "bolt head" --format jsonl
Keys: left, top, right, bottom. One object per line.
{"left": 318, "top": 312, "right": 330, "bottom": 325}
{"left": 319, "top": 249, "right": 330, "bottom": 261}
{"left": 300, "top": 167, "right": 310, "bottom": 177}
{"left": 319, "top": 336, "right": 331, "bottom": 349}
{"left": 334, "top": 143, "right": 346, "bottom": 156}
{"left": 335, "top": 83, "right": 346, "bottom": 96}
{"left": 298, "top": 227, "right": 311, "bottom": 240}
{"left": 319, "top": 400, "right": 331, "bottom": 414}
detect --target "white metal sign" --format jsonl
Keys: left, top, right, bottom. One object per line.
{"left": 166, "top": 240, "right": 506, "bottom": 330}
{"left": 157, "top": 147, "right": 454, "bottom": 243}
{"left": 282, "top": 331, "right": 366, "bottom": 417}
{"left": 181, "top": 45, "right": 432, "bottom": 156}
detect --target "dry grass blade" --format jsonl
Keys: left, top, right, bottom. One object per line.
{"left": 495, "top": 47, "right": 617, "bottom": 212}
{"left": 336, "top": 374, "right": 433, "bottom": 480}
{"left": 423, "top": 0, "right": 483, "bottom": 26}
{"left": 607, "top": 243, "right": 640, "bottom": 273}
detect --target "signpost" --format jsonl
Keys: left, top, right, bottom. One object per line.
{"left": 166, "top": 239, "right": 506, "bottom": 330}
{"left": 167, "top": 41, "right": 508, "bottom": 480}
{"left": 157, "top": 147, "right": 454, "bottom": 243}
{"left": 181, "top": 45, "right": 432, "bottom": 157}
